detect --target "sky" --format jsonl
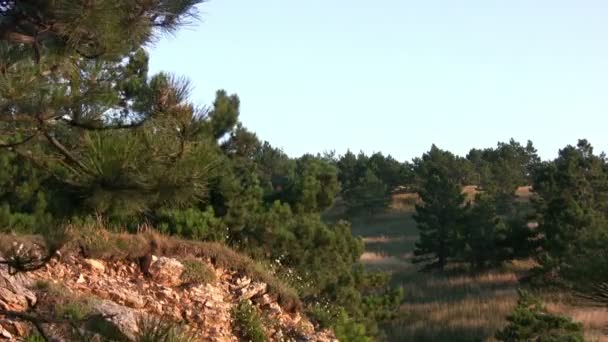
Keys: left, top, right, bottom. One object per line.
{"left": 148, "top": 0, "right": 608, "bottom": 161}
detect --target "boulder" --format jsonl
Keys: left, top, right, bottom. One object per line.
{"left": 148, "top": 257, "right": 184, "bottom": 287}
{"left": 0, "top": 267, "right": 35, "bottom": 312}
{"left": 0, "top": 267, "right": 36, "bottom": 340}
{"left": 89, "top": 300, "right": 143, "bottom": 341}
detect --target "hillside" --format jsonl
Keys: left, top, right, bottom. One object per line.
{"left": 0, "top": 231, "right": 336, "bottom": 341}
{"left": 347, "top": 189, "right": 608, "bottom": 341}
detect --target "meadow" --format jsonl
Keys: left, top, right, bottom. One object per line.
{"left": 332, "top": 188, "right": 608, "bottom": 342}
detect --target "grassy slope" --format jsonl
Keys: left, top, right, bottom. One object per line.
{"left": 328, "top": 188, "right": 607, "bottom": 342}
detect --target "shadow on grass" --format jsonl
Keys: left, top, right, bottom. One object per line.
{"left": 383, "top": 318, "right": 488, "bottom": 342}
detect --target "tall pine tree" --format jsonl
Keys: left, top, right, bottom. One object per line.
{"left": 413, "top": 145, "right": 466, "bottom": 269}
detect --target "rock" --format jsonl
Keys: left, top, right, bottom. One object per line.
{"left": 253, "top": 293, "right": 273, "bottom": 306}
{"left": 235, "top": 276, "right": 252, "bottom": 288}
{"left": 83, "top": 259, "right": 106, "bottom": 273}
{"left": 0, "top": 324, "right": 12, "bottom": 339}
{"left": 0, "top": 320, "right": 27, "bottom": 338}
{"left": 148, "top": 257, "right": 184, "bottom": 287}
{"left": 267, "top": 302, "right": 282, "bottom": 316}
{"left": 90, "top": 300, "right": 143, "bottom": 341}
{"left": 238, "top": 282, "right": 267, "bottom": 300}
{"left": 0, "top": 267, "right": 36, "bottom": 312}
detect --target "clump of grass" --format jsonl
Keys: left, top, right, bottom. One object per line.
{"left": 23, "top": 333, "right": 45, "bottom": 342}
{"left": 232, "top": 300, "right": 268, "bottom": 342}
{"left": 180, "top": 258, "right": 216, "bottom": 285}
{"left": 135, "top": 316, "right": 195, "bottom": 342}
{"left": 57, "top": 300, "right": 93, "bottom": 321}
{"left": 33, "top": 279, "right": 50, "bottom": 291}
{"left": 70, "top": 224, "right": 148, "bottom": 260}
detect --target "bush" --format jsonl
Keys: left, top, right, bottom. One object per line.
{"left": 156, "top": 207, "right": 227, "bottom": 241}
{"left": 495, "top": 290, "right": 584, "bottom": 342}
{"left": 333, "top": 309, "right": 371, "bottom": 342}
{"left": 23, "top": 333, "right": 46, "bottom": 342}
{"left": 58, "top": 300, "right": 93, "bottom": 321}
{"left": 232, "top": 300, "right": 267, "bottom": 342}
{"left": 135, "top": 316, "right": 195, "bottom": 342}
{"left": 180, "top": 258, "right": 216, "bottom": 285}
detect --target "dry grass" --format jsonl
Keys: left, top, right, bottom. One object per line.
{"left": 349, "top": 192, "right": 607, "bottom": 342}
{"left": 546, "top": 301, "right": 608, "bottom": 342}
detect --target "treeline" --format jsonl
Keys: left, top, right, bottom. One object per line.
{"left": 333, "top": 138, "right": 608, "bottom": 293}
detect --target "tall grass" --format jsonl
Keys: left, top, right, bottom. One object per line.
{"left": 338, "top": 193, "right": 607, "bottom": 342}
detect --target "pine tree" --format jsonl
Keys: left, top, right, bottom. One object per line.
{"left": 343, "top": 169, "right": 389, "bottom": 217}
{"left": 0, "top": 1, "right": 219, "bottom": 217}
{"left": 533, "top": 140, "right": 608, "bottom": 286}
{"left": 413, "top": 146, "right": 466, "bottom": 269}
{"left": 458, "top": 194, "right": 509, "bottom": 269}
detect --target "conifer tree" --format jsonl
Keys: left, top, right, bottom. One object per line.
{"left": 413, "top": 145, "right": 466, "bottom": 269}
{"left": 533, "top": 140, "right": 608, "bottom": 286}
{"left": 458, "top": 194, "right": 509, "bottom": 269}
{"left": 0, "top": 1, "right": 214, "bottom": 217}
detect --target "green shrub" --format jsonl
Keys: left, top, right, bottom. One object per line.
{"left": 495, "top": 290, "right": 584, "bottom": 342}
{"left": 333, "top": 309, "right": 371, "bottom": 342}
{"left": 156, "top": 207, "right": 227, "bottom": 241}
{"left": 232, "top": 300, "right": 267, "bottom": 342}
{"left": 135, "top": 316, "right": 195, "bottom": 342}
{"left": 57, "top": 299, "right": 93, "bottom": 321}
{"left": 23, "top": 333, "right": 46, "bottom": 342}
{"left": 33, "top": 280, "right": 51, "bottom": 291}
{"left": 181, "top": 258, "right": 216, "bottom": 285}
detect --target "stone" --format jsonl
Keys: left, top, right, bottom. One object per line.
{"left": 83, "top": 259, "right": 106, "bottom": 273}
{"left": 238, "top": 282, "right": 267, "bottom": 300}
{"left": 267, "top": 302, "right": 282, "bottom": 316}
{"left": 235, "top": 276, "right": 252, "bottom": 287}
{"left": 148, "top": 257, "right": 184, "bottom": 287}
{"left": 0, "top": 325, "right": 12, "bottom": 339}
{"left": 91, "top": 300, "right": 143, "bottom": 341}
{"left": 253, "top": 293, "right": 273, "bottom": 306}
{"left": 0, "top": 268, "right": 36, "bottom": 312}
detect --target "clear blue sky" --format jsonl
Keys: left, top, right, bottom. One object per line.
{"left": 148, "top": 0, "right": 608, "bottom": 161}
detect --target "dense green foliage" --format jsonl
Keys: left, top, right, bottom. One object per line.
{"left": 336, "top": 151, "right": 412, "bottom": 216}
{"left": 232, "top": 300, "right": 268, "bottom": 342}
{"left": 467, "top": 139, "right": 539, "bottom": 196}
{"left": 412, "top": 145, "right": 467, "bottom": 269}
{"left": 495, "top": 291, "right": 584, "bottom": 342}
{"left": 411, "top": 144, "right": 539, "bottom": 270}
{"left": 532, "top": 140, "right": 608, "bottom": 289}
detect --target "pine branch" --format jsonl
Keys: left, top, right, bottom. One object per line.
{"left": 41, "top": 129, "right": 92, "bottom": 176}
{"left": 0, "top": 131, "right": 38, "bottom": 148}
{"left": 0, "top": 242, "right": 61, "bottom": 275}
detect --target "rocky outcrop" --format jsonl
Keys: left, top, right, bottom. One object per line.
{"left": 0, "top": 268, "right": 34, "bottom": 340}
{"left": 90, "top": 300, "right": 142, "bottom": 341}
{"left": 0, "top": 254, "right": 337, "bottom": 341}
